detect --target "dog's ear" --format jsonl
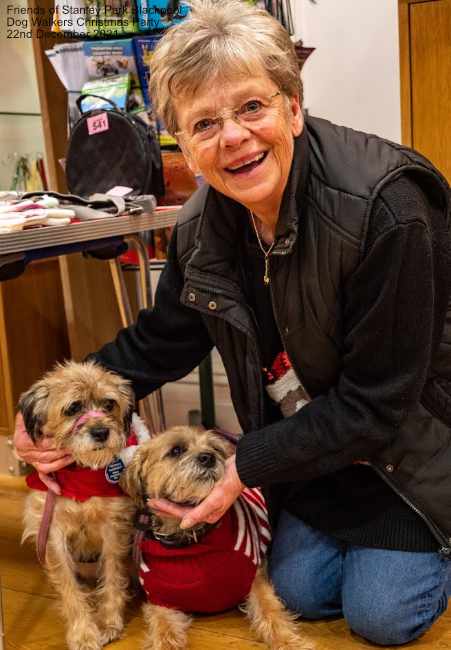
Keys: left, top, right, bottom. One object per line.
{"left": 123, "top": 403, "right": 134, "bottom": 437}
{"left": 120, "top": 445, "right": 149, "bottom": 507}
{"left": 111, "top": 374, "right": 134, "bottom": 436}
{"left": 18, "top": 381, "right": 49, "bottom": 443}
{"left": 208, "top": 430, "right": 237, "bottom": 458}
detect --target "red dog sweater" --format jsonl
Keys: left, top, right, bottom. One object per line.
{"left": 26, "top": 465, "right": 125, "bottom": 501}
{"left": 26, "top": 433, "right": 138, "bottom": 501}
{"left": 139, "top": 487, "right": 271, "bottom": 613}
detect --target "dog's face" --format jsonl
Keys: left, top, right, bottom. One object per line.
{"left": 19, "top": 361, "right": 134, "bottom": 469}
{"left": 122, "top": 426, "right": 234, "bottom": 510}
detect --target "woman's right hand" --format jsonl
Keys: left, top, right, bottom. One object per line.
{"left": 13, "top": 412, "right": 73, "bottom": 494}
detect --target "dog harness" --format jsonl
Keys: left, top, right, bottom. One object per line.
{"left": 138, "top": 487, "right": 271, "bottom": 613}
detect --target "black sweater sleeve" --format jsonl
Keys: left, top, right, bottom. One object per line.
{"left": 236, "top": 175, "right": 439, "bottom": 487}
{"left": 91, "top": 227, "right": 213, "bottom": 400}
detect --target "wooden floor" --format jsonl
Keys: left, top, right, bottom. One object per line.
{"left": 1, "top": 476, "right": 451, "bottom": 650}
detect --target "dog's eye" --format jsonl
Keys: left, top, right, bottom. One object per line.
{"left": 169, "top": 445, "right": 185, "bottom": 458}
{"left": 102, "top": 399, "right": 117, "bottom": 412}
{"left": 64, "top": 401, "right": 83, "bottom": 417}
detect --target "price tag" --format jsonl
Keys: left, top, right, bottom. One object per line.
{"left": 87, "top": 112, "right": 109, "bottom": 136}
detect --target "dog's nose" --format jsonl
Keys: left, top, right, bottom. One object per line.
{"left": 197, "top": 452, "right": 216, "bottom": 468}
{"left": 90, "top": 426, "right": 110, "bottom": 443}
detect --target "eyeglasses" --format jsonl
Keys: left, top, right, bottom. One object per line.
{"left": 175, "top": 91, "right": 281, "bottom": 148}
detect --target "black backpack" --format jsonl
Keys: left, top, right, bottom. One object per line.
{"left": 66, "top": 94, "right": 165, "bottom": 199}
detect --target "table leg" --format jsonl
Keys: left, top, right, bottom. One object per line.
{"left": 109, "top": 235, "right": 166, "bottom": 434}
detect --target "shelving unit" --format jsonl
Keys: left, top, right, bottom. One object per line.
{"left": 25, "top": 0, "right": 141, "bottom": 362}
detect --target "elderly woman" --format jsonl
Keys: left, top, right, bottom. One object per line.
{"left": 15, "top": 0, "right": 451, "bottom": 646}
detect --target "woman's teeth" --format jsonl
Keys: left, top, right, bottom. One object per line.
{"left": 227, "top": 152, "right": 266, "bottom": 173}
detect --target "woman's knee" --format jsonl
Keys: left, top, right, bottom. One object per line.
{"left": 343, "top": 547, "right": 451, "bottom": 645}
{"left": 344, "top": 591, "right": 448, "bottom": 646}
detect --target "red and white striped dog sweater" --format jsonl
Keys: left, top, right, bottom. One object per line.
{"left": 139, "top": 487, "right": 271, "bottom": 613}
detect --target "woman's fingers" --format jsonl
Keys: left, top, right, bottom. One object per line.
{"left": 20, "top": 449, "right": 71, "bottom": 464}
{"left": 180, "top": 490, "right": 226, "bottom": 528}
{"left": 34, "top": 455, "right": 73, "bottom": 475}
{"left": 147, "top": 498, "right": 193, "bottom": 520}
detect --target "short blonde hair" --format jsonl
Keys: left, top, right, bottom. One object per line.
{"left": 149, "top": 0, "right": 302, "bottom": 135}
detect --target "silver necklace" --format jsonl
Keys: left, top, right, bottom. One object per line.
{"left": 250, "top": 210, "right": 275, "bottom": 285}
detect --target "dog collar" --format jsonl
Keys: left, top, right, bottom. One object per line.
{"left": 133, "top": 507, "right": 213, "bottom": 548}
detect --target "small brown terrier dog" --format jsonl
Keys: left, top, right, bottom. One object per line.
{"left": 122, "top": 426, "right": 301, "bottom": 650}
{"left": 20, "top": 361, "right": 135, "bottom": 650}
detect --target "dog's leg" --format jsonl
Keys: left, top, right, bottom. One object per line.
{"left": 95, "top": 516, "right": 131, "bottom": 645}
{"left": 141, "top": 602, "right": 191, "bottom": 650}
{"left": 245, "top": 567, "right": 301, "bottom": 650}
{"left": 46, "top": 526, "right": 102, "bottom": 650}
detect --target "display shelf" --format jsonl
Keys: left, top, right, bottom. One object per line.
{"left": 0, "top": 209, "right": 178, "bottom": 255}
{"left": 0, "top": 112, "right": 41, "bottom": 117}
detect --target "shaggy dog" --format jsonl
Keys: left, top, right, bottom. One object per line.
{"left": 19, "top": 361, "right": 135, "bottom": 650}
{"left": 122, "top": 426, "right": 301, "bottom": 650}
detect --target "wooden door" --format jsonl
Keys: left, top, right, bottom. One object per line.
{"left": 399, "top": 0, "right": 451, "bottom": 181}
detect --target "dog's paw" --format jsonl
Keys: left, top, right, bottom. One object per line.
{"left": 271, "top": 632, "right": 303, "bottom": 650}
{"left": 99, "top": 623, "right": 124, "bottom": 646}
{"left": 142, "top": 603, "right": 190, "bottom": 650}
{"left": 142, "top": 630, "right": 187, "bottom": 650}
{"left": 67, "top": 625, "right": 102, "bottom": 650}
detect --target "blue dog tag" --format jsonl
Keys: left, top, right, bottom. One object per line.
{"left": 105, "top": 457, "right": 125, "bottom": 484}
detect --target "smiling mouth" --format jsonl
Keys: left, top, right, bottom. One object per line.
{"left": 225, "top": 151, "right": 268, "bottom": 174}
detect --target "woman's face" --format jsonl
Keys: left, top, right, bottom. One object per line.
{"left": 175, "top": 74, "right": 303, "bottom": 219}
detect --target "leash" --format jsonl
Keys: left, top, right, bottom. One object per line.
{"left": 133, "top": 510, "right": 151, "bottom": 566}
{"left": 34, "top": 410, "right": 106, "bottom": 565}
{"left": 36, "top": 484, "right": 57, "bottom": 565}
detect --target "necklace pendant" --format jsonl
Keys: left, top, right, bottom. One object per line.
{"left": 264, "top": 258, "right": 270, "bottom": 285}
{"left": 249, "top": 210, "right": 274, "bottom": 286}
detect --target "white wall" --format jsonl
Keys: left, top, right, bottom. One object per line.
{"left": 0, "top": 0, "right": 45, "bottom": 190}
{"left": 293, "top": 0, "right": 402, "bottom": 143}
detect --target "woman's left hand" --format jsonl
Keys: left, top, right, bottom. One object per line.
{"left": 147, "top": 455, "right": 245, "bottom": 529}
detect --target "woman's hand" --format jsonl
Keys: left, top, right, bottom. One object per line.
{"left": 13, "top": 412, "right": 73, "bottom": 494}
{"left": 148, "top": 455, "right": 245, "bottom": 529}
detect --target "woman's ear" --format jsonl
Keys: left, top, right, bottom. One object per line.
{"left": 290, "top": 94, "right": 304, "bottom": 137}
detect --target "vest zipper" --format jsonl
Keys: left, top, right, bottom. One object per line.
{"left": 370, "top": 463, "right": 451, "bottom": 556}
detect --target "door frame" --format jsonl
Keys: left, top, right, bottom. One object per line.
{"left": 398, "top": 0, "right": 442, "bottom": 146}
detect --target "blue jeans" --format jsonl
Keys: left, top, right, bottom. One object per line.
{"left": 268, "top": 510, "right": 451, "bottom": 646}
